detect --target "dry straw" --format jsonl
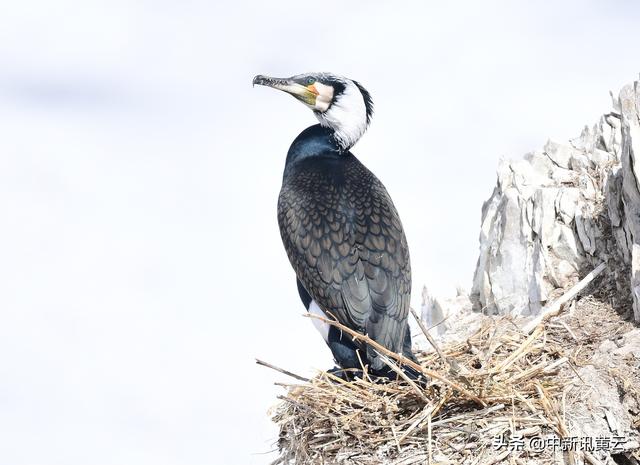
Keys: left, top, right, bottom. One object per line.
{"left": 263, "top": 264, "right": 607, "bottom": 465}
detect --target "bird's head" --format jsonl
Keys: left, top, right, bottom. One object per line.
{"left": 253, "top": 72, "right": 374, "bottom": 151}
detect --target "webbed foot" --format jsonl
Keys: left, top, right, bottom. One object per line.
{"left": 326, "top": 366, "right": 364, "bottom": 381}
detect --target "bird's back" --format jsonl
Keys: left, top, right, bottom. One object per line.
{"left": 277, "top": 125, "right": 411, "bottom": 370}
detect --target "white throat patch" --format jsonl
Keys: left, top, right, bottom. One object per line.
{"left": 315, "top": 80, "right": 369, "bottom": 151}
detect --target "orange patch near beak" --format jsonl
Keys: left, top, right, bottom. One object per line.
{"left": 307, "top": 84, "right": 319, "bottom": 95}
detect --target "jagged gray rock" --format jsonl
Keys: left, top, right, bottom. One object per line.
{"left": 617, "top": 82, "right": 640, "bottom": 322}
{"left": 470, "top": 79, "right": 640, "bottom": 322}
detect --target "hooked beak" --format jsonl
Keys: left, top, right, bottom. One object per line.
{"left": 252, "top": 74, "right": 317, "bottom": 106}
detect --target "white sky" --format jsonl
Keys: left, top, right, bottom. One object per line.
{"left": 0, "top": 1, "right": 638, "bottom": 464}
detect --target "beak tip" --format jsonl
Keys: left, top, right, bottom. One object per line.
{"left": 253, "top": 75, "right": 265, "bottom": 87}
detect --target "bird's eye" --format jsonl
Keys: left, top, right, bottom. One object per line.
{"left": 306, "top": 77, "right": 315, "bottom": 85}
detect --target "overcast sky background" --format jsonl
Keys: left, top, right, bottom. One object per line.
{"left": 0, "top": 1, "right": 639, "bottom": 464}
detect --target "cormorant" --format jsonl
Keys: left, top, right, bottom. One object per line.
{"left": 253, "top": 72, "right": 417, "bottom": 379}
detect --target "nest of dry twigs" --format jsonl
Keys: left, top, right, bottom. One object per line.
{"left": 265, "top": 265, "right": 640, "bottom": 465}
{"left": 269, "top": 315, "right": 575, "bottom": 465}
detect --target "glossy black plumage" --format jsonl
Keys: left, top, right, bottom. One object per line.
{"left": 278, "top": 124, "right": 413, "bottom": 373}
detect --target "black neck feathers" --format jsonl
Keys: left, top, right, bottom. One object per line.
{"left": 284, "top": 125, "right": 344, "bottom": 173}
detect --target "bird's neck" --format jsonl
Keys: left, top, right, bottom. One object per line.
{"left": 284, "top": 125, "right": 346, "bottom": 172}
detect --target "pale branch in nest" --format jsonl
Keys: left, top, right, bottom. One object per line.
{"left": 523, "top": 262, "right": 607, "bottom": 334}
{"left": 409, "top": 307, "right": 448, "bottom": 366}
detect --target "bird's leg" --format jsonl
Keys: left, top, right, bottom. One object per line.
{"left": 326, "top": 326, "right": 367, "bottom": 380}
{"left": 325, "top": 324, "right": 428, "bottom": 386}
{"left": 327, "top": 366, "right": 364, "bottom": 381}
{"left": 402, "top": 323, "right": 418, "bottom": 363}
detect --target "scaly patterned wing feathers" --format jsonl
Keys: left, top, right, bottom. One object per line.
{"left": 278, "top": 156, "right": 411, "bottom": 371}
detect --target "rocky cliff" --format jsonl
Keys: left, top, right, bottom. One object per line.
{"left": 470, "top": 79, "right": 640, "bottom": 322}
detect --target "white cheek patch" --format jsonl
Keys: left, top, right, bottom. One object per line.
{"left": 315, "top": 80, "right": 368, "bottom": 150}
{"left": 308, "top": 300, "right": 330, "bottom": 342}
{"left": 313, "top": 82, "right": 334, "bottom": 112}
